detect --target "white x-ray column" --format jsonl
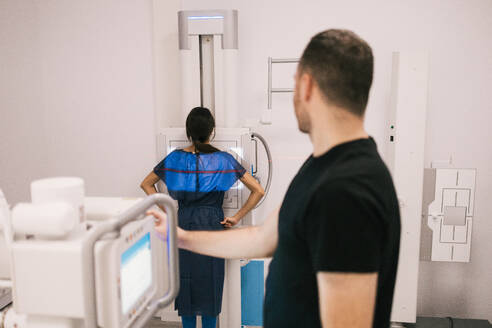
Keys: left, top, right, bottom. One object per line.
{"left": 387, "top": 52, "right": 429, "bottom": 325}
{"left": 178, "top": 10, "right": 239, "bottom": 127}
{"left": 157, "top": 10, "right": 271, "bottom": 328}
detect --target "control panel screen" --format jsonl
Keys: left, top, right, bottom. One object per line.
{"left": 120, "top": 232, "right": 152, "bottom": 314}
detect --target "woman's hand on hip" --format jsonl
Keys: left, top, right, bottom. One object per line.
{"left": 221, "top": 216, "right": 239, "bottom": 228}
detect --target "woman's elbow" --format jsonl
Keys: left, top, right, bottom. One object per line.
{"left": 140, "top": 181, "right": 149, "bottom": 191}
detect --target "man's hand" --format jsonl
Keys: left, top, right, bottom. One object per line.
{"left": 147, "top": 209, "right": 184, "bottom": 244}
{"left": 221, "top": 216, "right": 239, "bottom": 228}
{"left": 147, "top": 209, "right": 168, "bottom": 235}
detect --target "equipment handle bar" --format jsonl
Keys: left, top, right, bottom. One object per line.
{"left": 82, "top": 193, "right": 179, "bottom": 328}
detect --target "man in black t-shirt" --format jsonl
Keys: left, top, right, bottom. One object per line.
{"left": 150, "top": 29, "right": 400, "bottom": 328}
{"left": 262, "top": 136, "right": 400, "bottom": 327}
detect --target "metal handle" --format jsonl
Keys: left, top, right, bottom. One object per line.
{"left": 132, "top": 196, "right": 180, "bottom": 328}
{"left": 251, "top": 133, "right": 272, "bottom": 209}
{"left": 267, "top": 57, "right": 272, "bottom": 110}
{"left": 252, "top": 138, "right": 258, "bottom": 175}
{"left": 81, "top": 193, "right": 179, "bottom": 328}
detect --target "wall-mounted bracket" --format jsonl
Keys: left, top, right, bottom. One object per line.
{"left": 262, "top": 57, "right": 299, "bottom": 124}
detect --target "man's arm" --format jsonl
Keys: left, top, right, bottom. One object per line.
{"left": 304, "top": 182, "right": 385, "bottom": 327}
{"left": 317, "top": 272, "right": 378, "bottom": 328}
{"left": 149, "top": 207, "right": 279, "bottom": 259}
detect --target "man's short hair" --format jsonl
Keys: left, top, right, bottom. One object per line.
{"left": 299, "top": 29, "right": 373, "bottom": 116}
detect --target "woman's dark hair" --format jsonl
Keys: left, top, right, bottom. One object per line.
{"left": 185, "top": 107, "right": 220, "bottom": 153}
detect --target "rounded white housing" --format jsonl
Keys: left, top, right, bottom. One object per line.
{"left": 31, "top": 177, "right": 85, "bottom": 224}
{"left": 11, "top": 202, "right": 77, "bottom": 238}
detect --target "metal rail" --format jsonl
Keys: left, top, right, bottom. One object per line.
{"left": 267, "top": 57, "right": 300, "bottom": 109}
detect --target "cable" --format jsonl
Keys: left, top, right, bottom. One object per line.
{"left": 0, "top": 305, "right": 10, "bottom": 328}
{"left": 251, "top": 132, "right": 272, "bottom": 209}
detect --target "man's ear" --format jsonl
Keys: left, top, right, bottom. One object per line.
{"left": 299, "top": 72, "right": 314, "bottom": 103}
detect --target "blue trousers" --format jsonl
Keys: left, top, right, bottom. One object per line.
{"left": 181, "top": 315, "right": 217, "bottom": 328}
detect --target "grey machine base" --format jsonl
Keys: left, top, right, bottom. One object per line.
{"left": 405, "top": 317, "right": 492, "bottom": 328}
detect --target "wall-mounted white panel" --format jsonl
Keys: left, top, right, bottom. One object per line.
{"left": 426, "top": 168, "right": 476, "bottom": 262}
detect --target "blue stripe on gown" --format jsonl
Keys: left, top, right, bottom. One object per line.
{"left": 154, "top": 149, "right": 246, "bottom": 316}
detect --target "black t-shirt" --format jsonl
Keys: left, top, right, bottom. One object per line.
{"left": 264, "top": 137, "right": 401, "bottom": 328}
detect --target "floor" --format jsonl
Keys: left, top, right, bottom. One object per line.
{"left": 146, "top": 317, "right": 492, "bottom": 328}
{"left": 146, "top": 318, "right": 181, "bottom": 328}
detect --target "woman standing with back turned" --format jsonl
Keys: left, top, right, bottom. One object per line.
{"left": 140, "top": 107, "right": 265, "bottom": 328}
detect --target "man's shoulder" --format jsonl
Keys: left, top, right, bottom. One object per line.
{"left": 323, "top": 149, "right": 391, "bottom": 184}
{"left": 312, "top": 156, "right": 394, "bottom": 204}
{"left": 311, "top": 176, "right": 358, "bottom": 201}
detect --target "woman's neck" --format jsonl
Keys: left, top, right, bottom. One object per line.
{"left": 184, "top": 141, "right": 211, "bottom": 153}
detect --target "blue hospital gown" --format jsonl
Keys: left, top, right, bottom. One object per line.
{"left": 154, "top": 149, "right": 246, "bottom": 317}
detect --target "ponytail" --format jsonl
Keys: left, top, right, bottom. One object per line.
{"left": 192, "top": 139, "right": 220, "bottom": 154}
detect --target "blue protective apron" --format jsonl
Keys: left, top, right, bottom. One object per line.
{"left": 154, "top": 149, "right": 246, "bottom": 316}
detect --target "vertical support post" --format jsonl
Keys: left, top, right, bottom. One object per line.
{"left": 388, "top": 51, "right": 429, "bottom": 324}
{"left": 199, "top": 35, "right": 216, "bottom": 114}
{"left": 179, "top": 35, "right": 201, "bottom": 123}
{"left": 223, "top": 49, "right": 239, "bottom": 127}
{"left": 267, "top": 57, "right": 272, "bottom": 110}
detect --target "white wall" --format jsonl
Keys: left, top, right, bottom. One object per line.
{"left": 1, "top": 0, "right": 491, "bottom": 322}
{"left": 152, "top": 0, "right": 181, "bottom": 129}
{"left": 175, "top": 0, "right": 492, "bottom": 321}
{"left": 0, "top": 0, "right": 156, "bottom": 204}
